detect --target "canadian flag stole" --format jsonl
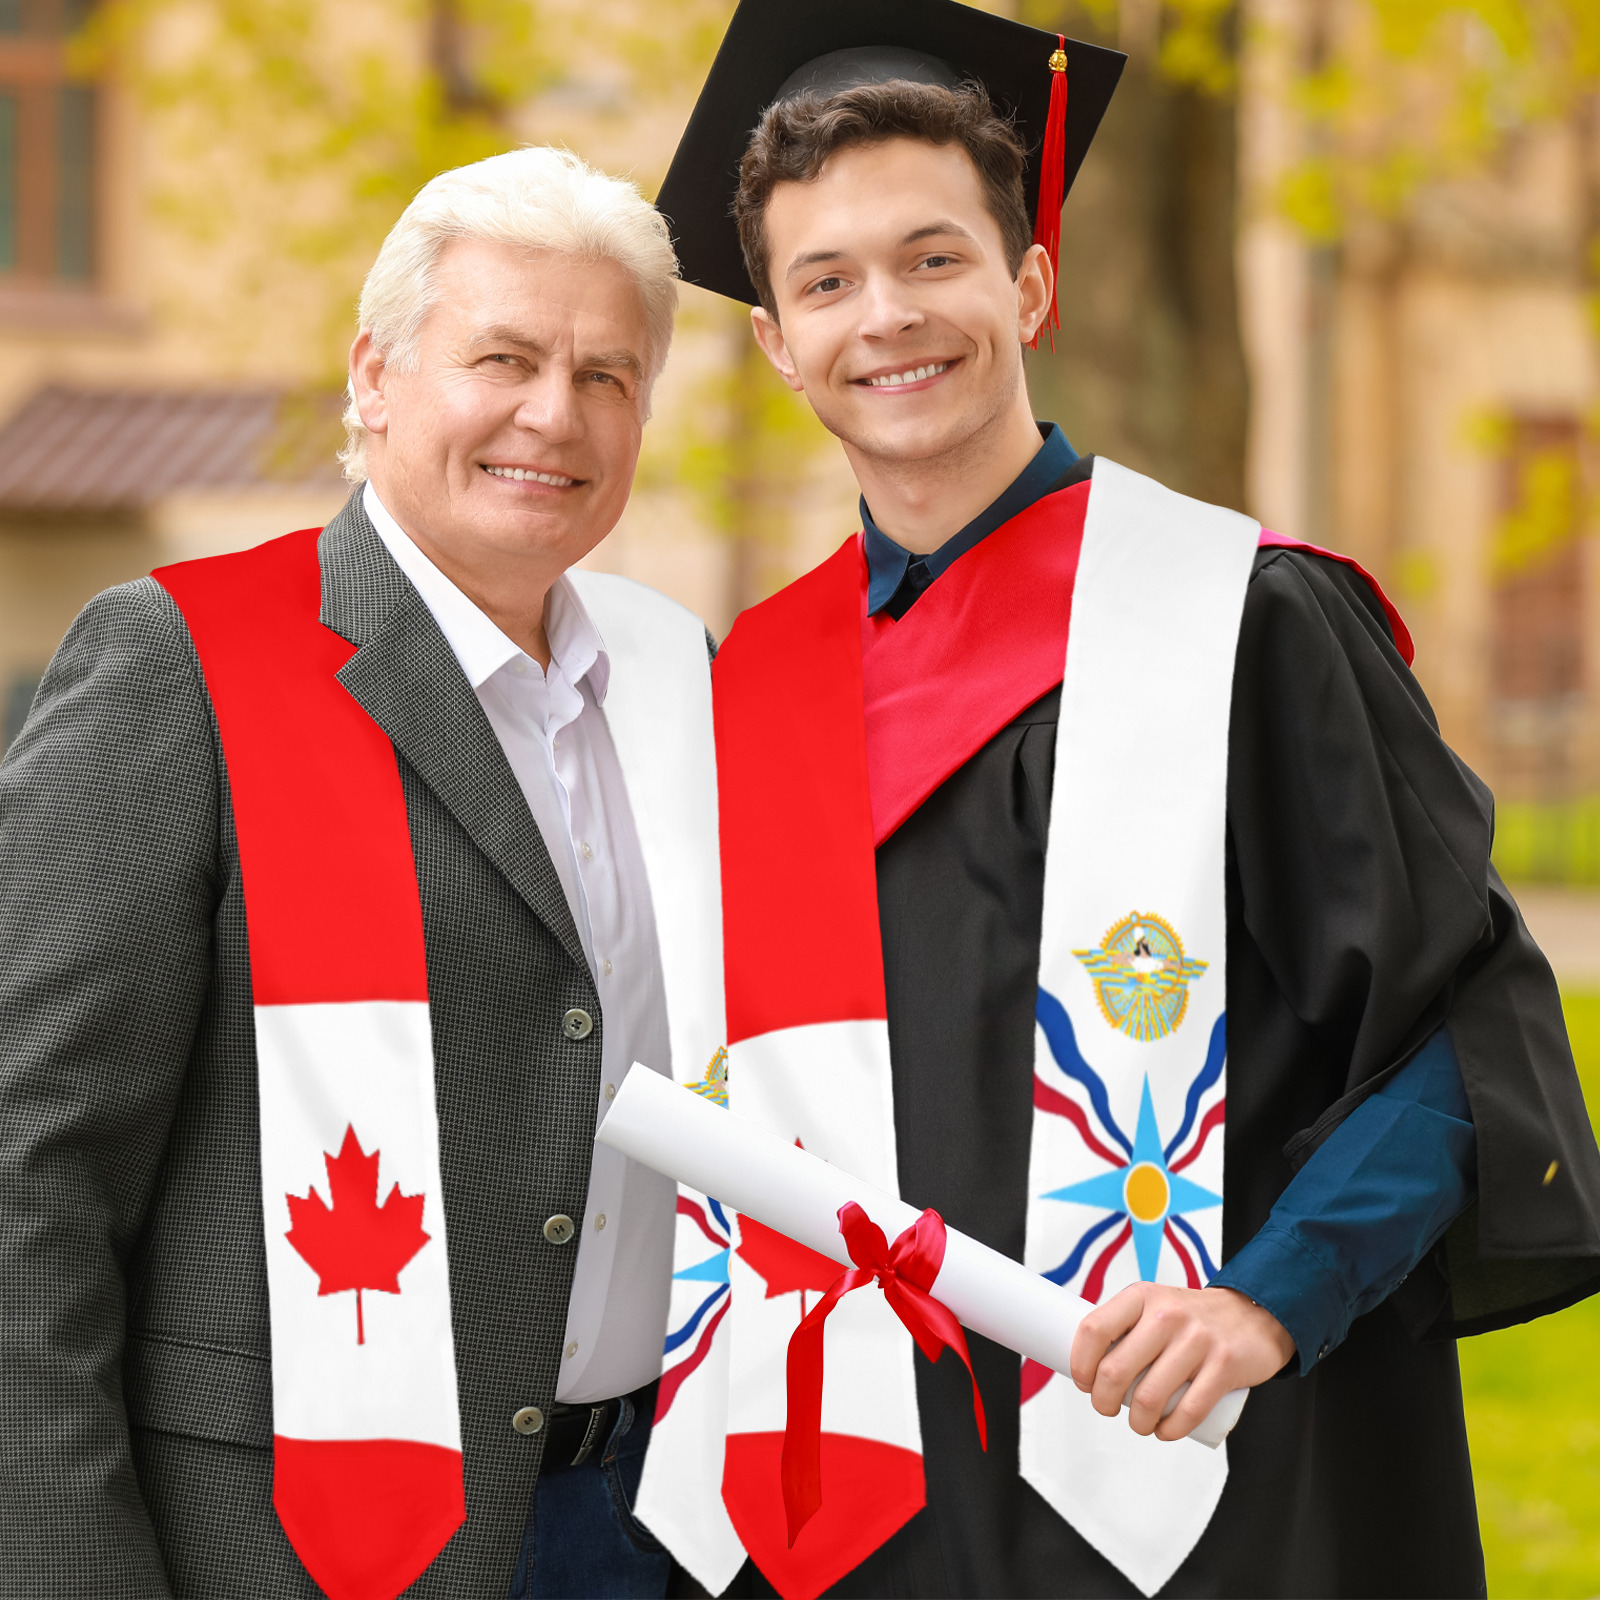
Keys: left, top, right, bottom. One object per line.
{"left": 157, "top": 527, "right": 464, "bottom": 1600}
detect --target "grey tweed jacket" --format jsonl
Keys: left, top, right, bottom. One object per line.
{"left": 0, "top": 494, "right": 613, "bottom": 1597}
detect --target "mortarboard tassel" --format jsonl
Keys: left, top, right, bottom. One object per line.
{"left": 1029, "top": 37, "right": 1069, "bottom": 352}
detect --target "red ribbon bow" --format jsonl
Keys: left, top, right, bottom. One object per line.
{"left": 780, "top": 1202, "right": 987, "bottom": 1546}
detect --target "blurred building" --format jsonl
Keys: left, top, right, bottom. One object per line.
{"left": 4, "top": 0, "right": 1597, "bottom": 855}
{"left": 1236, "top": 1, "right": 1600, "bottom": 852}
{"left": 0, "top": 0, "right": 351, "bottom": 741}
{"left": 0, "top": 0, "right": 856, "bottom": 751}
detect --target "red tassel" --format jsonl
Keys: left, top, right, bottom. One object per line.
{"left": 1029, "top": 37, "right": 1069, "bottom": 352}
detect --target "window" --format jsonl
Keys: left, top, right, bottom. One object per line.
{"left": 1489, "top": 415, "right": 1589, "bottom": 798}
{"left": 1491, "top": 417, "right": 1586, "bottom": 704}
{"left": 0, "top": 0, "right": 96, "bottom": 285}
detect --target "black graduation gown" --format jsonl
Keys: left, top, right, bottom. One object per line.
{"left": 718, "top": 524, "right": 1600, "bottom": 1599}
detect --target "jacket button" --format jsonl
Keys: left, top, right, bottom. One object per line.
{"left": 544, "top": 1214, "right": 576, "bottom": 1245}
{"left": 562, "top": 1008, "right": 594, "bottom": 1040}
{"left": 512, "top": 1406, "right": 544, "bottom": 1435}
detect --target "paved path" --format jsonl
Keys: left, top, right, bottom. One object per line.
{"left": 1506, "top": 885, "right": 1600, "bottom": 989}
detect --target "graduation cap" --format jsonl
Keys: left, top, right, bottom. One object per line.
{"left": 656, "top": 0, "right": 1127, "bottom": 340}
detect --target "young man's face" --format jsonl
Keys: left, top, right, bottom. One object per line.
{"left": 750, "top": 136, "right": 1048, "bottom": 466}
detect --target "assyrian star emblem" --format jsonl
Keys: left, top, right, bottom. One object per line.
{"left": 1075, "top": 911, "right": 1208, "bottom": 1042}
{"left": 1041, "top": 1074, "right": 1222, "bottom": 1283}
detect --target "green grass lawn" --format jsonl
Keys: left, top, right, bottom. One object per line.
{"left": 1460, "top": 991, "right": 1600, "bottom": 1597}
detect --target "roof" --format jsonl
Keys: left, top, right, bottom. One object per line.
{"left": 0, "top": 386, "right": 347, "bottom": 513}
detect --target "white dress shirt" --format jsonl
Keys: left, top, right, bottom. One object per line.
{"left": 364, "top": 483, "right": 676, "bottom": 1404}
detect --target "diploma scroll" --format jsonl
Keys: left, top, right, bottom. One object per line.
{"left": 600, "top": 1066, "right": 1247, "bottom": 1448}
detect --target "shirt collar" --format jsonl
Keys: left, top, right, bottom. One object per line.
{"left": 862, "top": 422, "right": 1078, "bottom": 616}
{"left": 362, "top": 481, "right": 610, "bottom": 701}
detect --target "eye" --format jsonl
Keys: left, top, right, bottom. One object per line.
{"left": 811, "top": 275, "right": 845, "bottom": 295}
{"left": 584, "top": 371, "right": 625, "bottom": 389}
{"left": 917, "top": 254, "right": 957, "bottom": 270}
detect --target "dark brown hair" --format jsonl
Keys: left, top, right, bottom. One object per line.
{"left": 735, "top": 80, "right": 1031, "bottom": 316}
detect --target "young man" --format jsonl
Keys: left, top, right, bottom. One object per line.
{"left": 0, "top": 149, "right": 721, "bottom": 1600}
{"left": 637, "top": 3, "right": 1600, "bottom": 1597}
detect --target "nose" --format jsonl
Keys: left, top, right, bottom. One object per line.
{"left": 514, "top": 365, "right": 583, "bottom": 444}
{"left": 854, "top": 270, "right": 924, "bottom": 343}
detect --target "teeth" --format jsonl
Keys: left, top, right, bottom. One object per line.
{"left": 865, "top": 362, "right": 948, "bottom": 388}
{"left": 484, "top": 465, "right": 578, "bottom": 487}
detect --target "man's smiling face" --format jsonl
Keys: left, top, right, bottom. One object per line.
{"left": 752, "top": 136, "right": 1039, "bottom": 467}
{"left": 355, "top": 235, "right": 651, "bottom": 583}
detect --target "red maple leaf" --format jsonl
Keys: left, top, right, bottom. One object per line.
{"left": 285, "top": 1125, "right": 431, "bottom": 1345}
{"left": 736, "top": 1215, "right": 842, "bottom": 1299}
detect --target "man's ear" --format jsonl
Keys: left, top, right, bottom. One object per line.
{"left": 1015, "top": 243, "right": 1054, "bottom": 346}
{"left": 349, "top": 330, "right": 391, "bottom": 436}
{"left": 750, "top": 305, "right": 804, "bottom": 393}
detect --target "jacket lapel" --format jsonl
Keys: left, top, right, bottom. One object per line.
{"left": 316, "top": 492, "right": 590, "bottom": 974}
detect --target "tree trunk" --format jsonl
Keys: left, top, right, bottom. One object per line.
{"left": 1024, "top": 8, "right": 1250, "bottom": 511}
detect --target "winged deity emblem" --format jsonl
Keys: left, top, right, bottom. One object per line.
{"left": 1074, "top": 911, "right": 1208, "bottom": 1042}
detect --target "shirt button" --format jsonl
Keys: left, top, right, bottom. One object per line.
{"left": 604, "top": 1083, "right": 616, "bottom": 1101}
{"left": 511, "top": 659, "right": 527, "bottom": 677}
{"left": 602, "top": 959, "right": 613, "bottom": 976}
{"left": 512, "top": 1406, "right": 544, "bottom": 1435}
{"left": 565, "top": 1341, "right": 579, "bottom": 1360}
{"left": 594, "top": 1213, "right": 607, "bottom": 1232}
{"left": 544, "top": 1214, "right": 576, "bottom": 1245}
{"left": 562, "top": 1008, "right": 593, "bottom": 1040}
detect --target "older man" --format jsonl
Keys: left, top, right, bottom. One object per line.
{"left": 0, "top": 147, "right": 721, "bottom": 1600}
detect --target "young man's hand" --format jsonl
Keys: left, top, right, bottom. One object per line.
{"left": 1069, "top": 1284, "right": 1296, "bottom": 1442}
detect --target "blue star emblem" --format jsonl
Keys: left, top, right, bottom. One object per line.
{"left": 673, "top": 1248, "right": 730, "bottom": 1284}
{"left": 1041, "top": 1074, "right": 1221, "bottom": 1283}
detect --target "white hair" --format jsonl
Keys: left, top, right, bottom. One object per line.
{"left": 340, "top": 145, "right": 679, "bottom": 482}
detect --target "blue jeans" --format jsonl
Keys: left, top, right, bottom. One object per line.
{"left": 508, "top": 1390, "right": 671, "bottom": 1599}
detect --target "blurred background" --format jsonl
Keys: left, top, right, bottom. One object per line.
{"left": 0, "top": 0, "right": 1595, "bottom": 1587}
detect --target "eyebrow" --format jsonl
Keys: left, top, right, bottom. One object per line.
{"left": 782, "top": 219, "right": 980, "bottom": 281}
{"left": 470, "top": 327, "right": 645, "bottom": 377}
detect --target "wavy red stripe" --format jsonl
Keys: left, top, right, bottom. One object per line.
{"left": 1164, "top": 1221, "right": 1201, "bottom": 1289}
{"left": 1033, "top": 1078, "right": 1128, "bottom": 1169}
{"left": 1169, "top": 1098, "right": 1226, "bottom": 1173}
{"left": 1081, "top": 1221, "right": 1132, "bottom": 1304}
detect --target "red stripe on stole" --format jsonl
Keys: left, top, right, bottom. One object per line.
{"left": 1033, "top": 1077, "right": 1128, "bottom": 1170}
{"left": 861, "top": 483, "right": 1088, "bottom": 845}
{"left": 1169, "top": 1098, "right": 1226, "bottom": 1173}
{"left": 155, "top": 528, "right": 428, "bottom": 1005}
{"left": 855, "top": 491, "right": 1414, "bottom": 848}
{"left": 714, "top": 541, "right": 886, "bottom": 1041}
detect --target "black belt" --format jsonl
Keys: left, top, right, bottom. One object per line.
{"left": 542, "top": 1380, "right": 658, "bottom": 1469}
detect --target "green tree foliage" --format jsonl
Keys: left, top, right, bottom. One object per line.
{"left": 73, "top": 0, "right": 836, "bottom": 610}
{"left": 1271, "top": 0, "right": 1600, "bottom": 244}
{"left": 73, "top": 0, "right": 562, "bottom": 370}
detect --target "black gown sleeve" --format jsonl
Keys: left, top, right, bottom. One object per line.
{"left": 1227, "top": 546, "right": 1600, "bottom": 1337}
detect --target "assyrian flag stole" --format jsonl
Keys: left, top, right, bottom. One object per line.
{"left": 640, "top": 460, "right": 1267, "bottom": 1599}
{"left": 158, "top": 534, "right": 726, "bottom": 1600}
{"left": 158, "top": 529, "right": 463, "bottom": 1600}
{"left": 1017, "top": 463, "right": 1257, "bottom": 1597}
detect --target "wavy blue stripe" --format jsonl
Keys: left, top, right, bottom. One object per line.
{"left": 1043, "top": 1211, "right": 1124, "bottom": 1286}
{"left": 707, "top": 1197, "right": 730, "bottom": 1236}
{"left": 663, "top": 1282, "right": 729, "bottom": 1354}
{"left": 1164, "top": 1013, "right": 1228, "bottom": 1162}
{"left": 1036, "top": 988, "right": 1132, "bottom": 1155}
{"left": 1170, "top": 1213, "right": 1218, "bottom": 1281}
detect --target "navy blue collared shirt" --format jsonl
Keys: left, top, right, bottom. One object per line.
{"left": 863, "top": 423, "right": 1078, "bottom": 618}
{"left": 862, "top": 421, "right": 1478, "bottom": 1371}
